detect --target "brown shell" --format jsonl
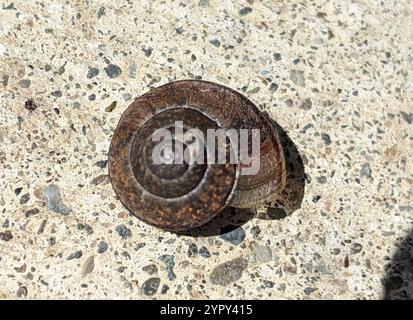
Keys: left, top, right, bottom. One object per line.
{"left": 108, "top": 80, "right": 286, "bottom": 232}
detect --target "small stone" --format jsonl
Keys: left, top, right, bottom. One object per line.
{"left": 253, "top": 246, "right": 272, "bottom": 263}
{"left": 239, "top": 7, "right": 252, "bottom": 15}
{"left": 14, "top": 263, "right": 27, "bottom": 273}
{"left": 14, "top": 187, "right": 23, "bottom": 195}
{"left": 20, "top": 193, "right": 30, "bottom": 205}
{"left": 331, "top": 248, "right": 341, "bottom": 255}
{"left": 250, "top": 225, "right": 261, "bottom": 238}
{"left": 88, "top": 94, "right": 96, "bottom": 101}
{"left": 142, "top": 264, "right": 158, "bottom": 275}
{"left": 123, "top": 93, "right": 132, "bottom": 101}
{"left": 187, "top": 243, "right": 198, "bottom": 257}
{"left": 159, "top": 255, "right": 176, "bottom": 280}
{"left": 104, "top": 64, "right": 122, "bottom": 78}
{"left": 16, "top": 286, "right": 28, "bottom": 298}
{"left": 142, "top": 47, "right": 153, "bottom": 57}
{"left": 210, "top": 257, "right": 248, "bottom": 286}
{"left": 312, "top": 195, "right": 321, "bottom": 203}
{"left": 19, "top": 79, "right": 31, "bottom": 88}
{"left": 115, "top": 224, "right": 132, "bottom": 239}
{"left": 97, "top": 240, "right": 108, "bottom": 254}
{"left": 67, "top": 250, "right": 83, "bottom": 260}
{"left": 105, "top": 101, "right": 117, "bottom": 112}
{"left": 77, "top": 223, "right": 93, "bottom": 235}
{"left": 350, "top": 243, "right": 362, "bottom": 254}
{"left": 299, "top": 98, "right": 312, "bottom": 110}
{"left": 317, "top": 176, "right": 327, "bottom": 184}
{"left": 44, "top": 184, "right": 72, "bottom": 215}
{"left": 97, "top": 7, "right": 105, "bottom": 18}
{"left": 86, "top": 68, "right": 100, "bottom": 79}
{"left": 273, "top": 53, "right": 282, "bottom": 61}
{"left": 81, "top": 256, "right": 95, "bottom": 275}
{"left": 360, "top": 163, "right": 372, "bottom": 179}
{"left": 219, "top": 226, "right": 246, "bottom": 245}
{"left": 263, "top": 280, "right": 274, "bottom": 288}
{"left": 161, "top": 284, "right": 169, "bottom": 294}
{"left": 209, "top": 39, "right": 221, "bottom": 47}
{"left": 95, "top": 160, "right": 107, "bottom": 168}
{"left": 321, "top": 133, "right": 331, "bottom": 145}
{"left": 0, "top": 231, "right": 13, "bottom": 242}
{"left": 141, "top": 277, "right": 160, "bottom": 296}
{"left": 129, "top": 64, "right": 137, "bottom": 78}
{"left": 400, "top": 111, "right": 413, "bottom": 124}
{"left": 25, "top": 208, "right": 39, "bottom": 218}
{"left": 51, "top": 90, "right": 62, "bottom": 97}
{"left": 269, "top": 83, "right": 279, "bottom": 92}
{"left": 90, "top": 174, "right": 110, "bottom": 185}
{"left": 199, "top": 246, "right": 211, "bottom": 258}
{"left": 290, "top": 69, "right": 305, "bottom": 87}
{"left": 304, "top": 287, "right": 317, "bottom": 295}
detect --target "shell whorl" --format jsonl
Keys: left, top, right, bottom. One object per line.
{"left": 108, "top": 80, "right": 286, "bottom": 231}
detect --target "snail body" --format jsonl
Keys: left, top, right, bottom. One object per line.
{"left": 109, "top": 80, "right": 286, "bottom": 232}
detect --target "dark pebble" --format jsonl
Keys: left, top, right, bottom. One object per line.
{"left": 141, "top": 277, "right": 160, "bottom": 296}
{"left": 209, "top": 39, "right": 221, "bottom": 47}
{"left": 187, "top": 243, "right": 198, "bottom": 257}
{"left": 16, "top": 286, "right": 28, "bottom": 298}
{"left": 239, "top": 7, "right": 252, "bottom": 15}
{"left": 97, "top": 240, "right": 108, "bottom": 253}
{"left": 317, "top": 176, "right": 327, "bottom": 184}
{"left": 273, "top": 53, "right": 282, "bottom": 61}
{"left": 87, "top": 68, "right": 99, "bottom": 79}
{"left": 321, "top": 133, "right": 331, "bottom": 145}
{"left": 199, "top": 246, "right": 211, "bottom": 258}
{"left": 95, "top": 160, "right": 108, "bottom": 168}
{"left": 25, "top": 208, "right": 39, "bottom": 218}
{"left": 269, "top": 83, "right": 279, "bottom": 92}
{"left": 250, "top": 225, "right": 261, "bottom": 239}
{"left": 400, "top": 111, "right": 413, "bottom": 124}
{"left": 304, "top": 287, "right": 317, "bottom": 295}
{"left": 51, "top": 90, "right": 62, "bottom": 97}
{"left": 104, "top": 64, "right": 122, "bottom": 78}
{"left": 219, "top": 226, "right": 246, "bottom": 245}
{"left": 0, "top": 231, "right": 13, "bottom": 242}
{"left": 350, "top": 243, "right": 363, "bottom": 254}
{"left": 312, "top": 195, "right": 321, "bottom": 203}
{"left": 115, "top": 224, "right": 132, "bottom": 239}
{"left": 142, "top": 47, "right": 153, "bottom": 57}
{"left": 159, "top": 255, "right": 176, "bottom": 280}
{"left": 14, "top": 187, "right": 23, "bottom": 195}
{"left": 67, "top": 250, "right": 83, "bottom": 260}
{"left": 142, "top": 264, "right": 158, "bottom": 275}
{"left": 20, "top": 193, "right": 30, "bottom": 205}
{"left": 24, "top": 98, "right": 37, "bottom": 111}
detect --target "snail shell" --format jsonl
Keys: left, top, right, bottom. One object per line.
{"left": 109, "top": 80, "right": 286, "bottom": 232}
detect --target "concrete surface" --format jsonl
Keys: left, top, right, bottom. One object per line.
{"left": 0, "top": 0, "right": 412, "bottom": 299}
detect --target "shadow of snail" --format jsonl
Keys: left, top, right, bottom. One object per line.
{"left": 108, "top": 80, "right": 305, "bottom": 235}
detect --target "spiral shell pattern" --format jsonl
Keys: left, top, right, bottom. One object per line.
{"left": 109, "top": 80, "right": 286, "bottom": 231}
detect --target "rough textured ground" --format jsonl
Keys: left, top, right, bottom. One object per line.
{"left": 0, "top": 0, "right": 412, "bottom": 299}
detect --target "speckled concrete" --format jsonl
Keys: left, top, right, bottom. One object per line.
{"left": 0, "top": 0, "right": 412, "bottom": 300}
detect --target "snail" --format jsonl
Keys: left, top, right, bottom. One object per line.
{"left": 108, "top": 80, "right": 286, "bottom": 232}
